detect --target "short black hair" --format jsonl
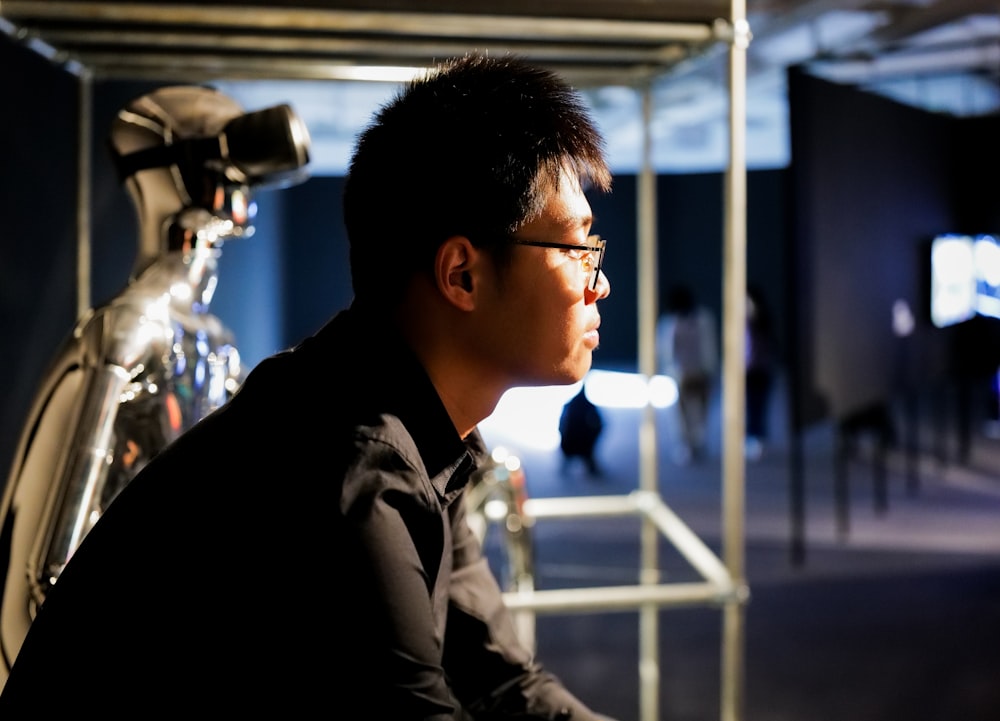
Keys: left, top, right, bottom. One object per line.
{"left": 343, "top": 52, "right": 611, "bottom": 308}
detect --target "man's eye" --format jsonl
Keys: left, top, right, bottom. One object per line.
{"left": 564, "top": 247, "right": 588, "bottom": 260}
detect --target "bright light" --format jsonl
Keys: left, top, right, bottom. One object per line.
{"left": 892, "top": 299, "right": 915, "bottom": 338}
{"left": 974, "top": 235, "right": 1000, "bottom": 286}
{"left": 585, "top": 369, "right": 678, "bottom": 408}
{"left": 478, "top": 370, "right": 679, "bottom": 451}
{"left": 584, "top": 369, "right": 647, "bottom": 407}
{"left": 484, "top": 499, "right": 510, "bottom": 522}
{"left": 479, "top": 383, "right": 582, "bottom": 451}
{"left": 648, "top": 374, "right": 680, "bottom": 408}
{"left": 327, "top": 65, "right": 426, "bottom": 83}
{"left": 931, "top": 234, "right": 976, "bottom": 328}
{"left": 489, "top": 445, "right": 523, "bottom": 472}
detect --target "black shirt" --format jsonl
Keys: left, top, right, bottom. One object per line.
{"left": 0, "top": 304, "right": 598, "bottom": 719}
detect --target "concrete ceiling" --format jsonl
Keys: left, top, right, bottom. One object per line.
{"left": 2, "top": 1, "right": 997, "bottom": 174}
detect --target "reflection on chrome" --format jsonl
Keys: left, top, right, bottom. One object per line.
{"left": 0, "top": 85, "right": 311, "bottom": 687}
{"left": 466, "top": 446, "right": 536, "bottom": 652}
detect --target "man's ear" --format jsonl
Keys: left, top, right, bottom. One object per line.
{"left": 435, "top": 235, "right": 480, "bottom": 311}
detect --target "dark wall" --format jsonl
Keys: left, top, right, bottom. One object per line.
{"left": 586, "top": 169, "right": 789, "bottom": 371}
{"left": 0, "top": 36, "right": 79, "bottom": 482}
{"left": 282, "top": 177, "right": 354, "bottom": 344}
{"left": 656, "top": 170, "right": 789, "bottom": 367}
{"left": 787, "top": 66, "right": 1000, "bottom": 428}
{"left": 952, "top": 115, "right": 1000, "bottom": 232}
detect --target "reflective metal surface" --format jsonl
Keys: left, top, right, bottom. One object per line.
{"left": 466, "top": 446, "right": 537, "bottom": 651}
{"left": 0, "top": 85, "right": 310, "bottom": 685}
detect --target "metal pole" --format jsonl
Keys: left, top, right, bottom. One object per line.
{"left": 636, "top": 77, "right": 660, "bottom": 721}
{"left": 76, "top": 67, "right": 93, "bottom": 317}
{"left": 721, "top": 1, "right": 749, "bottom": 719}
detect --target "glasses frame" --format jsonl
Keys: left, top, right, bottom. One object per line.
{"left": 509, "top": 235, "right": 606, "bottom": 291}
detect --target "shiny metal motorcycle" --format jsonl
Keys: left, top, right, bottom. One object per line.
{"left": 0, "top": 85, "right": 310, "bottom": 685}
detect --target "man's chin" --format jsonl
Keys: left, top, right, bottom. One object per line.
{"left": 556, "top": 357, "right": 594, "bottom": 386}
{"left": 510, "top": 355, "right": 593, "bottom": 389}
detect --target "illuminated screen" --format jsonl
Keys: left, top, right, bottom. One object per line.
{"left": 930, "top": 233, "right": 1000, "bottom": 328}
{"left": 974, "top": 234, "right": 1000, "bottom": 321}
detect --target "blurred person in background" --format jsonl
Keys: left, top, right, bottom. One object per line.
{"left": 559, "top": 382, "right": 605, "bottom": 477}
{"left": 745, "top": 284, "right": 778, "bottom": 461}
{"left": 657, "top": 283, "right": 719, "bottom": 463}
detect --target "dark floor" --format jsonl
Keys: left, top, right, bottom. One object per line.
{"left": 478, "top": 376, "right": 1000, "bottom": 721}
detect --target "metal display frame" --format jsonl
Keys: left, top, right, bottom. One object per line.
{"left": 503, "top": 16, "right": 750, "bottom": 718}
{"left": 0, "top": 3, "right": 750, "bottom": 719}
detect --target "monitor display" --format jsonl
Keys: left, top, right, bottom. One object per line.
{"left": 930, "top": 233, "right": 1000, "bottom": 328}
{"left": 974, "top": 234, "right": 1000, "bottom": 321}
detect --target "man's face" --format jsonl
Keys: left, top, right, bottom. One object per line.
{"left": 479, "top": 171, "right": 611, "bottom": 388}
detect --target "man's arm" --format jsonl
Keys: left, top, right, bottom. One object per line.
{"left": 347, "top": 479, "right": 461, "bottom": 719}
{"left": 443, "top": 496, "right": 603, "bottom": 720}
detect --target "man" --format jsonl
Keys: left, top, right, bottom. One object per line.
{"left": 0, "top": 53, "right": 613, "bottom": 719}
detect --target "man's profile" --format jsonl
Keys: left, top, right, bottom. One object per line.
{"left": 0, "top": 53, "right": 615, "bottom": 720}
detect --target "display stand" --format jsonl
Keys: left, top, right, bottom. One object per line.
{"left": 0, "top": 3, "right": 750, "bottom": 718}
{"left": 501, "top": 26, "right": 751, "bottom": 713}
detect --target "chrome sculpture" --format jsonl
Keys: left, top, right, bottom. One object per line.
{"left": 0, "top": 85, "right": 310, "bottom": 684}
{"left": 466, "top": 445, "right": 537, "bottom": 652}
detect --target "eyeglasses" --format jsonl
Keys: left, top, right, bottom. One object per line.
{"left": 509, "top": 235, "right": 606, "bottom": 291}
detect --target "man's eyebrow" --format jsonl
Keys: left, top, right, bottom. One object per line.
{"left": 556, "top": 212, "right": 593, "bottom": 230}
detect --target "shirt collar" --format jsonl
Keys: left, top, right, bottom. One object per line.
{"left": 321, "top": 303, "right": 491, "bottom": 500}
{"left": 428, "top": 429, "right": 489, "bottom": 503}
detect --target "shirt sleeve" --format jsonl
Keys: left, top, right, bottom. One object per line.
{"left": 443, "top": 494, "right": 603, "bottom": 720}
{"left": 344, "top": 448, "right": 458, "bottom": 719}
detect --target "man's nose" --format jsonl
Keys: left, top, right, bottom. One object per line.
{"left": 589, "top": 269, "right": 610, "bottom": 300}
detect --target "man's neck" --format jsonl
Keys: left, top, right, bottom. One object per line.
{"left": 393, "top": 296, "right": 504, "bottom": 439}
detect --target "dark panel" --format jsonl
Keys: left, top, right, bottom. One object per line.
{"left": 786, "top": 66, "right": 973, "bottom": 427}
{"left": 587, "top": 177, "right": 639, "bottom": 369}
{"left": 282, "top": 176, "right": 355, "bottom": 346}
{"left": 0, "top": 35, "right": 80, "bottom": 491}
{"left": 952, "top": 114, "right": 1000, "bottom": 233}
{"left": 90, "top": 80, "right": 170, "bottom": 308}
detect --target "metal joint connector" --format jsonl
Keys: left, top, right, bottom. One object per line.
{"left": 712, "top": 17, "right": 753, "bottom": 49}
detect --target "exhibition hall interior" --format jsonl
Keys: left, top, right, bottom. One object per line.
{"left": 1, "top": 2, "right": 999, "bottom": 719}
